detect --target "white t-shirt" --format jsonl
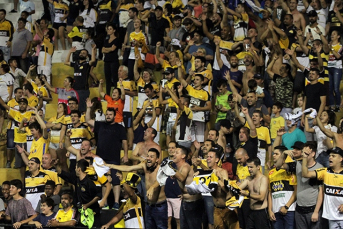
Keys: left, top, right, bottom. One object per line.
{"left": 313, "top": 125, "right": 337, "bottom": 156}
{"left": 79, "top": 8, "right": 97, "bottom": 28}
{"left": 19, "top": 0, "right": 35, "bottom": 22}
{"left": 0, "top": 73, "right": 14, "bottom": 101}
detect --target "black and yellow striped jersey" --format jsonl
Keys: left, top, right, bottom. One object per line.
{"left": 0, "top": 19, "right": 14, "bottom": 41}
{"left": 48, "top": 115, "right": 66, "bottom": 144}
{"left": 8, "top": 109, "right": 34, "bottom": 143}
{"left": 98, "top": 0, "right": 115, "bottom": 24}
{"left": 123, "top": 195, "right": 144, "bottom": 229}
{"left": 309, "top": 50, "right": 329, "bottom": 81}
{"left": 53, "top": 0, "right": 69, "bottom": 23}
{"left": 316, "top": 167, "right": 343, "bottom": 220}
{"left": 86, "top": 166, "right": 108, "bottom": 187}
{"left": 136, "top": 77, "right": 158, "bottom": 109}
{"left": 268, "top": 168, "right": 297, "bottom": 213}
{"left": 25, "top": 170, "right": 51, "bottom": 209}
{"left": 68, "top": 123, "right": 94, "bottom": 149}
{"left": 27, "top": 95, "right": 39, "bottom": 108}
{"left": 185, "top": 84, "right": 210, "bottom": 122}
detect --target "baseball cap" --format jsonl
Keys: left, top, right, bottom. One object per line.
{"left": 308, "top": 10, "right": 318, "bottom": 17}
{"left": 292, "top": 141, "right": 304, "bottom": 150}
{"left": 18, "top": 98, "right": 28, "bottom": 104}
{"left": 328, "top": 147, "right": 343, "bottom": 157}
{"left": 253, "top": 73, "right": 263, "bottom": 79}
{"left": 171, "top": 39, "right": 181, "bottom": 47}
{"left": 260, "top": 8, "right": 272, "bottom": 15}
{"left": 182, "top": 18, "right": 193, "bottom": 25}
{"left": 162, "top": 67, "right": 175, "bottom": 74}
{"left": 29, "top": 157, "right": 41, "bottom": 164}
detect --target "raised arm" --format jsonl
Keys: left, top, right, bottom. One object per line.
{"left": 98, "top": 79, "right": 105, "bottom": 98}
{"left": 103, "top": 161, "right": 145, "bottom": 172}
{"left": 301, "top": 149, "right": 317, "bottom": 178}
{"left": 64, "top": 130, "right": 80, "bottom": 157}
{"left": 155, "top": 42, "right": 164, "bottom": 65}
{"left": 176, "top": 59, "right": 187, "bottom": 87}
{"left": 118, "top": 78, "right": 125, "bottom": 101}
{"left": 201, "top": 14, "right": 214, "bottom": 41}
{"left": 85, "top": 98, "right": 95, "bottom": 127}
{"left": 41, "top": 77, "right": 56, "bottom": 93}
{"left": 34, "top": 108, "right": 48, "bottom": 138}
{"left": 266, "top": 55, "right": 278, "bottom": 79}
{"left": 241, "top": 106, "right": 257, "bottom": 137}
{"left": 133, "top": 55, "right": 141, "bottom": 81}
{"left": 64, "top": 47, "right": 76, "bottom": 66}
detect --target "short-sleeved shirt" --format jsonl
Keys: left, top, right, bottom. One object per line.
{"left": 52, "top": 0, "right": 68, "bottom": 23}
{"left": 143, "top": 95, "right": 161, "bottom": 131}
{"left": 117, "top": 79, "right": 136, "bottom": 112}
{"left": 55, "top": 207, "right": 78, "bottom": 222}
{"left": 28, "top": 136, "right": 49, "bottom": 162}
{"left": 185, "top": 84, "right": 210, "bottom": 122}
{"left": 268, "top": 168, "right": 297, "bottom": 213}
{"left": 8, "top": 109, "right": 34, "bottom": 143}
{"left": 104, "top": 95, "right": 124, "bottom": 123}
{"left": 316, "top": 167, "right": 343, "bottom": 220}
{"left": 282, "top": 128, "right": 307, "bottom": 149}
{"left": 148, "top": 15, "right": 170, "bottom": 46}
{"left": 136, "top": 78, "right": 158, "bottom": 109}
{"left": 215, "top": 91, "right": 231, "bottom": 122}
{"left": 98, "top": 0, "right": 115, "bottom": 25}
{"left": 55, "top": 87, "right": 79, "bottom": 113}
{"left": 25, "top": 170, "right": 51, "bottom": 209}
{"left": 70, "top": 61, "right": 92, "bottom": 90}
{"left": 93, "top": 121, "right": 127, "bottom": 162}
{"left": 48, "top": 115, "right": 65, "bottom": 144}
{"left": 12, "top": 29, "right": 33, "bottom": 56}
{"left": 233, "top": 13, "right": 248, "bottom": 41}
{"left": 0, "top": 73, "right": 14, "bottom": 101}
{"left": 19, "top": 0, "right": 35, "bottom": 22}
{"left": 5, "top": 198, "right": 37, "bottom": 223}
{"left": 38, "top": 37, "right": 54, "bottom": 67}
{"left": 67, "top": 123, "right": 94, "bottom": 160}
{"left": 270, "top": 116, "right": 285, "bottom": 139}
{"left": 32, "top": 213, "right": 56, "bottom": 226}
{"left": 103, "top": 37, "right": 120, "bottom": 62}
{"left": 304, "top": 82, "right": 326, "bottom": 112}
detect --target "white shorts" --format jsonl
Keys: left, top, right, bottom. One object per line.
{"left": 37, "top": 66, "right": 51, "bottom": 83}
{"left": 191, "top": 121, "right": 205, "bottom": 143}
{"left": 167, "top": 198, "right": 181, "bottom": 219}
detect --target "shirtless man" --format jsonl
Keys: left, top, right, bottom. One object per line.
{"left": 65, "top": 130, "right": 95, "bottom": 161}
{"left": 207, "top": 150, "right": 239, "bottom": 229}
{"left": 131, "top": 127, "right": 161, "bottom": 200}
{"left": 281, "top": 0, "right": 306, "bottom": 31}
{"left": 173, "top": 146, "right": 203, "bottom": 229}
{"left": 239, "top": 157, "right": 270, "bottom": 229}
{"left": 104, "top": 148, "right": 167, "bottom": 229}
{"left": 132, "top": 127, "right": 161, "bottom": 160}
{"left": 242, "top": 54, "right": 256, "bottom": 95}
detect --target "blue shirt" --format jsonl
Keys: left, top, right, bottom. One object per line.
{"left": 32, "top": 213, "right": 56, "bottom": 226}
{"left": 163, "top": 157, "right": 182, "bottom": 198}
{"left": 282, "top": 128, "right": 307, "bottom": 149}
{"left": 186, "top": 43, "right": 214, "bottom": 72}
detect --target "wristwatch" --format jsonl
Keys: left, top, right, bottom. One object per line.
{"left": 284, "top": 205, "right": 289, "bottom": 210}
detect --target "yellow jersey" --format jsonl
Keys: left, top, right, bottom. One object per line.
{"left": 28, "top": 136, "right": 49, "bottom": 162}
{"left": 8, "top": 109, "right": 34, "bottom": 143}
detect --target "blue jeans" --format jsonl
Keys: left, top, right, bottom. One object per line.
{"left": 145, "top": 201, "right": 168, "bottom": 229}
{"left": 180, "top": 199, "right": 204, "bottom": 229}
{"left": 328, "top": 68, "right": 342, "bottom": 106}
{"left": 202, "top": 195, "right": 214, "bottom": 225}
{"left": 0, "top": 46, "right": 11, "bottom": 62}
{"left": 273, "top": 211, "right": 295, "bottom": 229}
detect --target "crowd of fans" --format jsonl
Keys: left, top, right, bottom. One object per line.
{"left": 0, "top": 0, "right": 343, "bottom": 228}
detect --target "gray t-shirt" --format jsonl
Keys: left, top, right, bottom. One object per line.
{"left": 11, "top": 29, "right": 33, "bottom": 56}
{"left": 168, "top": 27, "right": 186, "bottom": 41}
{"left": 5, "top": 198, "right": 36, "bottom": 223}
{"left": 296, "top": 161, "right": 323, "bottom": 207}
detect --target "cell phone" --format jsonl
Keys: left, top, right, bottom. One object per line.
{"left": 308, "top": 28, "right": 311, "bottom": 33}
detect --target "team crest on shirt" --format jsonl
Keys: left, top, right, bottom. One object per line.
{"left": 81, "top": 186, "right": 86, "bottom": 192}
{"left": 269, "top": 170, "right": 275, "bottom": 175}
{"left": 272, "top": 181, "right": 285, "bottom": 192}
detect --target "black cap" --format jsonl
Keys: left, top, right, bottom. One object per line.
{"left": 29, "top": 157, "right": 41, "bottom": 164}
{"left": 182, "top": 18, "right": 193, "bottom": 25}
{"left": 253, "top": 73, "right": 263, "bottom": 79}
{"left": 328, "top": 147, "right": 343, "bottom": 157}
{"left": 292, "top": 141, "right": 304, "bottom": 150}
{"left": 162, "top": 67, "right": 175, "bottom": 74}
{"left": 155, "top": 6, "right": 163, "bottom": 11}
{"left": 18, "top": 98, "right": 28, "bottom": 104}
{"left": 308, "top": 10, "right": 317, "bottom": 17}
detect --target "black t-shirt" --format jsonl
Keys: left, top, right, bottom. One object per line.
{"left": 103, "top": 37, "right": 120, "bottom": 62}
{"left": 304, "top": 82, "right": 326, "bottom": 111}
{"left": 241, "top": 135, "right": 258, "bottom": 159}
{"left": 93, "top": 121, "right": 127, "bottom": 162}
{"left": 182, "top": 30, "right": 196, "bottom": 43}
{"left": 148, "top": 15, "right": 170, "bottom": 46}
{"left": 68, "top": 0, "right": 82, "bottom": 19}
{"left": 71, "top": 61, "right": 92, "bottom": 90}
{"left": 280, "top": 24, "right": 297, "bottom": 48}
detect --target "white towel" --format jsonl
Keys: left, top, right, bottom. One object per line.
{"left": 93, "top": 157, "right": 110, "bottom": 177}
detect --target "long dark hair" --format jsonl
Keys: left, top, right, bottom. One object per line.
{"left": 90, "top": 97, "right": 103, "bottom": 120}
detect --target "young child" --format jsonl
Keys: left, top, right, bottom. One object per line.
{"left": 248, "top": 79, "right": 264, "bottom": 100}
{"left": 293, "top": 93, "right": 304, "bottom": 115}
{"left": 270, "top": 102, "right": 285, "bottom": 143}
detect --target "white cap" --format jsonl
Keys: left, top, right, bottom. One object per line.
{"left": 171, "top": 39, "right": 181, "bottom": 47}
